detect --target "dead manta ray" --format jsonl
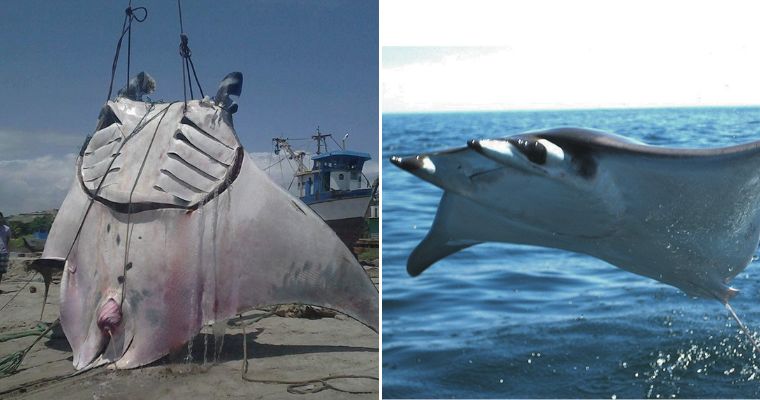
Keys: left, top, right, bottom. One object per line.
{"left": 391, "top": 127, "right": 760, "bottom": 343}
{"left": 37, "top": 72, "right": 378, "bottom": 370}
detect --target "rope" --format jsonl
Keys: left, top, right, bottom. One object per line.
{"left": 120, "top": 104, "right": 173, "bottom": 305}
{"left": 177, "top": 0, "right": 205, "bottom": 108}
{"left": 177, "top": 0, "right": 185, "bottom": 33}
{"left": 0, "top": 361, "right": 104, "bottom": 396}
{"left": 0, "top": 273, "right": 36, "bottom": 314}
{"left": 238, "top": 313, "right": 378, "bottom": 395}
{"left": 0, "top": 323, "right": 49, "bottom": 343}
{"left": 329, "top": 134, "right": 343, "bottom": 151}
{"left": 0, "top": 319, "right": 59, "bottom": 377}
{"left": 263, "top": 156, "right": 287, "bottom": 171}
{"left": 126, "top": 0, "right": 132, "bottom": 88}
{"left": 106, "top": 3, "right": 147, "bottom": 101}
{"left": 188, "top": 56, "right": 205, "bottom": 99}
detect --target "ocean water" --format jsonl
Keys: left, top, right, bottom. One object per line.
{"left": 382, "top": 108, "right": 760, "bottom": 399}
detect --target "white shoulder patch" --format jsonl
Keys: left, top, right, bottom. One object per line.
{"left": 537, "top": 139, "right": 565, "bottom": 163}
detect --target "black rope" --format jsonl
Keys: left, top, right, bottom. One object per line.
{"left": 126, "top": 1, "right": 132, "bottom": 89}
{"left": 106, "top": 4, "right": 147, "bottom": 101}
{"left": 177, "top": 0, "right": 185, "bottom": 33}
{"left": 177, "top": 0, "right": 205, "bottom": 107}
{"left": 180, "top": 55, "right": 188, "bottom": 107}
{"left": 120, "top": 104, "right": 173, "bottom": 305}
{"left": 106, "top": 12, "right": 129, "bottom": 101}
{"left": 182, "top": 48, "right": 194, "bottom": 99}
{"left": 188, "top": 57, "right": 205, "bottom": 99}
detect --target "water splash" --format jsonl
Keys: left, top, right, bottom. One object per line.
{"left": 634, "top": 320, "right": 760, "bottom": 398}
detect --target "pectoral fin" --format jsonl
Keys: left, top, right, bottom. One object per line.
{"left": 408, "top": 191, "right": 480, "bottom": 276}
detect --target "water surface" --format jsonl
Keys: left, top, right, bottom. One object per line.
{"left": 382, "top": 108, "right": 760, "bottom": 398}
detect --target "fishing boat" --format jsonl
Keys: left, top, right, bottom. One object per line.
{"left": 272, "top": 128, "right": 376, "bottom": 248}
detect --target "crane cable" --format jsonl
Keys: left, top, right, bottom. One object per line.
{"left": 106, "top": 1, "right": 148, "bottom": 101}
{"left": 177, "top": 0, "right": 205, "bottom": 110}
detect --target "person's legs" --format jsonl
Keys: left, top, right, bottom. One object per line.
{"left": 0, "top": 252, "right": 6, "bottom": 293}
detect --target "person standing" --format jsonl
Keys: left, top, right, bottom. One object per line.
{"left": 0, "top": 212, "right": 10, "bottom": 289}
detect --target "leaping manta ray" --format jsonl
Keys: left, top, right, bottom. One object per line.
{"left": 391, "top": 127, "right": 760, "bottom": 350}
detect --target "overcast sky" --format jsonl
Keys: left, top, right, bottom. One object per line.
{"left": 0, "top": 1, "right": 378, "bottom": 215}
{"left": 382, "top": 0, "right": 760, "bottom": 113}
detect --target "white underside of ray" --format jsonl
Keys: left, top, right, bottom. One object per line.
{"left": 41, "top": 98, "right": 378, "bottom": 370}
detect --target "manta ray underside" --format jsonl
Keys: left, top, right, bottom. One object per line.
{"left": 391, "top": 127, "right": 760, "bottom": 304}
{"left": 37, "top": 72, "right": 378, "bottom": 370}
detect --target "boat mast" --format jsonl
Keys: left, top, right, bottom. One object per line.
{"left": 312, "top": 126, "right": 332, "bottom": 155}
{"left": 271, "top": 137, "right": 308, "bottom": 174}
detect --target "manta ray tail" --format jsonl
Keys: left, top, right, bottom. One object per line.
{"left": 408, "top": 192, "right": 480, "bottom": 276}
{"left": 724, "top": 302, "right": 760, "bottom": 354}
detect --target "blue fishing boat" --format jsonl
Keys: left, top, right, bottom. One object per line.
{"left": 273, "top": 128, "right": 375, "bottom": 248}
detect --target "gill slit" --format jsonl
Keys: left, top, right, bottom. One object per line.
{"left": 66, "top": 102, "right": 162, "bottom": 272}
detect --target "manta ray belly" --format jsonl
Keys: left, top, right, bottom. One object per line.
{"left": 44, "top": 95, "right": 378, "bottom": 369}
{"left": 80, "top": 99, "right": 241, "bottom": 209}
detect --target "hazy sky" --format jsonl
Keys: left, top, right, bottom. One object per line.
{"left": 382, "top": 0, "right": 760, "bottom": 113}
{"left": 0, "top": 1, "right": 378, "bottom": 214}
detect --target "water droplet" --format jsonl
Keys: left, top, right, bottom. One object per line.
{"left": 656, "top": 358, "right": 665, "bottom": 367}
{"left": 527, "top": 358, "right": 532, "bottom": 364}
{"left": 499, "top": 379, "right": 503, "bottom": 383}
{"left": 612, "top": 395, "right": 617, "bottom": 400}
{"left": 622, "top": 362, "right": 628, "bottom": 368}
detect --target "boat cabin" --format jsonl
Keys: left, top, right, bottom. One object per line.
{"left": 298, "top": 150, "right": 372, "bottom": 203}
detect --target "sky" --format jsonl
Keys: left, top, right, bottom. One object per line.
{"left": 382, "top": 0, "right": 760, "bottom": 113}
{"left": 0, "top": 0, "right": 378, "bottom": 215}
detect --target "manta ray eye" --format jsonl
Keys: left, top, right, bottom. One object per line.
{"left": 507, "top": 138, "right": 547, "bottom": 164}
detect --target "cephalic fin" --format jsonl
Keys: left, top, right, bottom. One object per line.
{"left": 408, "top": 191, "right": 480, "bottom": 276}
{"left": 468, "top": 138, "right": 517, "bottom": 165}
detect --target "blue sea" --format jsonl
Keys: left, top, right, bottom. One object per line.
{"left": 382, "top": 108, "right": 760, "bottom": 399}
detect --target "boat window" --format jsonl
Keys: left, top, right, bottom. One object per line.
{"left": 338, "top": 173, "right": 344, "bottom": 180}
